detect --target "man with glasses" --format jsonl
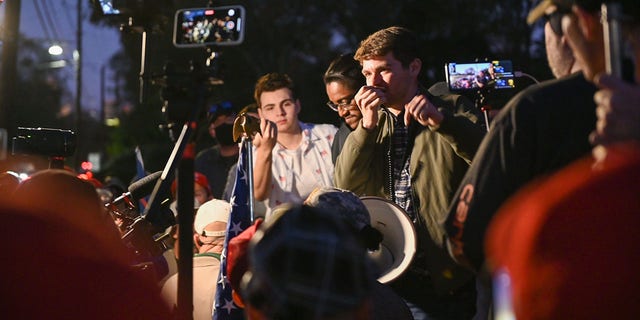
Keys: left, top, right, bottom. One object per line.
{"left": 252, "top": 72, "right": 337, "bottom": 217}
{"left": 323, "top": 53, "right": 365, "bottom": 163}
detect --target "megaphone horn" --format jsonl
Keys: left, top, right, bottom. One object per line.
{"left": 360, "top": 196, "right": 417, "bottom": 284}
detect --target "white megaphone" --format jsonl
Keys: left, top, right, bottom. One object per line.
{"left": 361, "top": 196, "right": 417, "bottom": 284}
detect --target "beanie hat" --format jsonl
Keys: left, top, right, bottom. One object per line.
{"left": 242, "top": 205, "right": 375, "bottom": 319}
{"left": 304, "top": 187, "right": 370, "bottom": 230}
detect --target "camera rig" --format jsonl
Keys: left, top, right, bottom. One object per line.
{"left": 11, "top": 127, "right": 76, "bottom": 169}
{"left": 100, "top": 2, "right": 246, "bottom": 318}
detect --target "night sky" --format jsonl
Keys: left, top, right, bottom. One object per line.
{"left": 1, "top": 0, "right": 122, "bottom": 116}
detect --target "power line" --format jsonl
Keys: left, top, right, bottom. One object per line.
{"left": 61, "top": 0, "right": 76, "bottom": 33}
{"left": 40, "top": 0, "right": 63, "bottom": 41}
{"left": 32, "top": 0, "right": 53, "bottom": 41}
{"left": 35, "top": 0, "right": 60, "bottom": 40}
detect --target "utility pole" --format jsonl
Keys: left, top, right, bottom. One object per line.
{"left": 0, "top": 0, "right": 21, "bottom": 143}
{"left": 100, "top": 64, "right": 106, "bottom": 126}
{"left": 74, "top": 0, "right": 83, "bottom": 167}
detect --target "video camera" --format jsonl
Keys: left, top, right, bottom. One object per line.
{"left": 12, "top": 127, "right": 76, "bottom": 158}
{"left": 105, "top": 171, "right": 175, "bottom": 259}
{"left": 445, "top": 60, "right": 515, "bottom": 92}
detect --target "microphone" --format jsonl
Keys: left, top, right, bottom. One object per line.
{"left": 129, "top": 171, "right": 163, "bottom": 200}
{"left": 109, "top": 171, "right": 163, "bottom": 206}
{"left": 118, "top": 171, "right": 176, "bottom": 258}
{"left": 130, "top": 170, "right": 176, "bottom": 229}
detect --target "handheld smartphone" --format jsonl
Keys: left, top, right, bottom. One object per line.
{"left": 173, "top": 6, "right": 246, "bottom": 48}
{"left": 444, "top": 60, "right": 515, "bottom": 92}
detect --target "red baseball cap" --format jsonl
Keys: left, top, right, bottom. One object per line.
{"left": 170, "top": 172, "right": 211, "bottom": 197}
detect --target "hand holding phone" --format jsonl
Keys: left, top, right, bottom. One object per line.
{"left": 253, "top": 118, "right": 277, "bottom": 152}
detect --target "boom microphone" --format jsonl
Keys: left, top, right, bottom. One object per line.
{"left": 118, "top": 171, "right": 176, "bottom": 254}
{"left": 129, "top": 171, "right": 163, "bottom": 200}
{"left": 134, "top": 171, "right": 175, "bottom": 230}
{"left": 109, "top": 171, "right": 163, "bottom": 207}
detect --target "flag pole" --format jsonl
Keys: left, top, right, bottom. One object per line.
{"left": 245, "top": 136, "right": 255, "bottom": 222}
{"left": 233, "top": 110, "right": 260, "bottom": 222}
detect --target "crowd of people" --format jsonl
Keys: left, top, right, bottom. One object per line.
{"left": 1, "top": 0, "right": 639, "bottom": 319}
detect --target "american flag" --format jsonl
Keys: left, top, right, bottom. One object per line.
{"left": 213, "top": 140, "right": 252, "bottom": 320}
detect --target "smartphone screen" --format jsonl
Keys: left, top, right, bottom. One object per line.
{"left": 173, "top": 6, "right": 245, "bottom": 47}
{"left": 445, "top": 60, "right": 515, "bottom": 91}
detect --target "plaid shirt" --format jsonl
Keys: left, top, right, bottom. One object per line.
{"left": 391, "top": 112, "right": 414, "bottom": 220}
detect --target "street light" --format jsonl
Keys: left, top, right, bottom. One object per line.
{"left": 42, "top": 41, "right": 72, "bottom": 69}
{"left": 48, "top": 44, "right": 63, "bottom": 56}
{"left": 44, "top": 42, "right": 68, "bottom": 69}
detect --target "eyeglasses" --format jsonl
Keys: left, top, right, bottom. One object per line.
{"left": 543, "top": 9, "right": 569, "bottom": 36}
{"left": 326, "top": 96, "right": 356, "bottom": 112}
